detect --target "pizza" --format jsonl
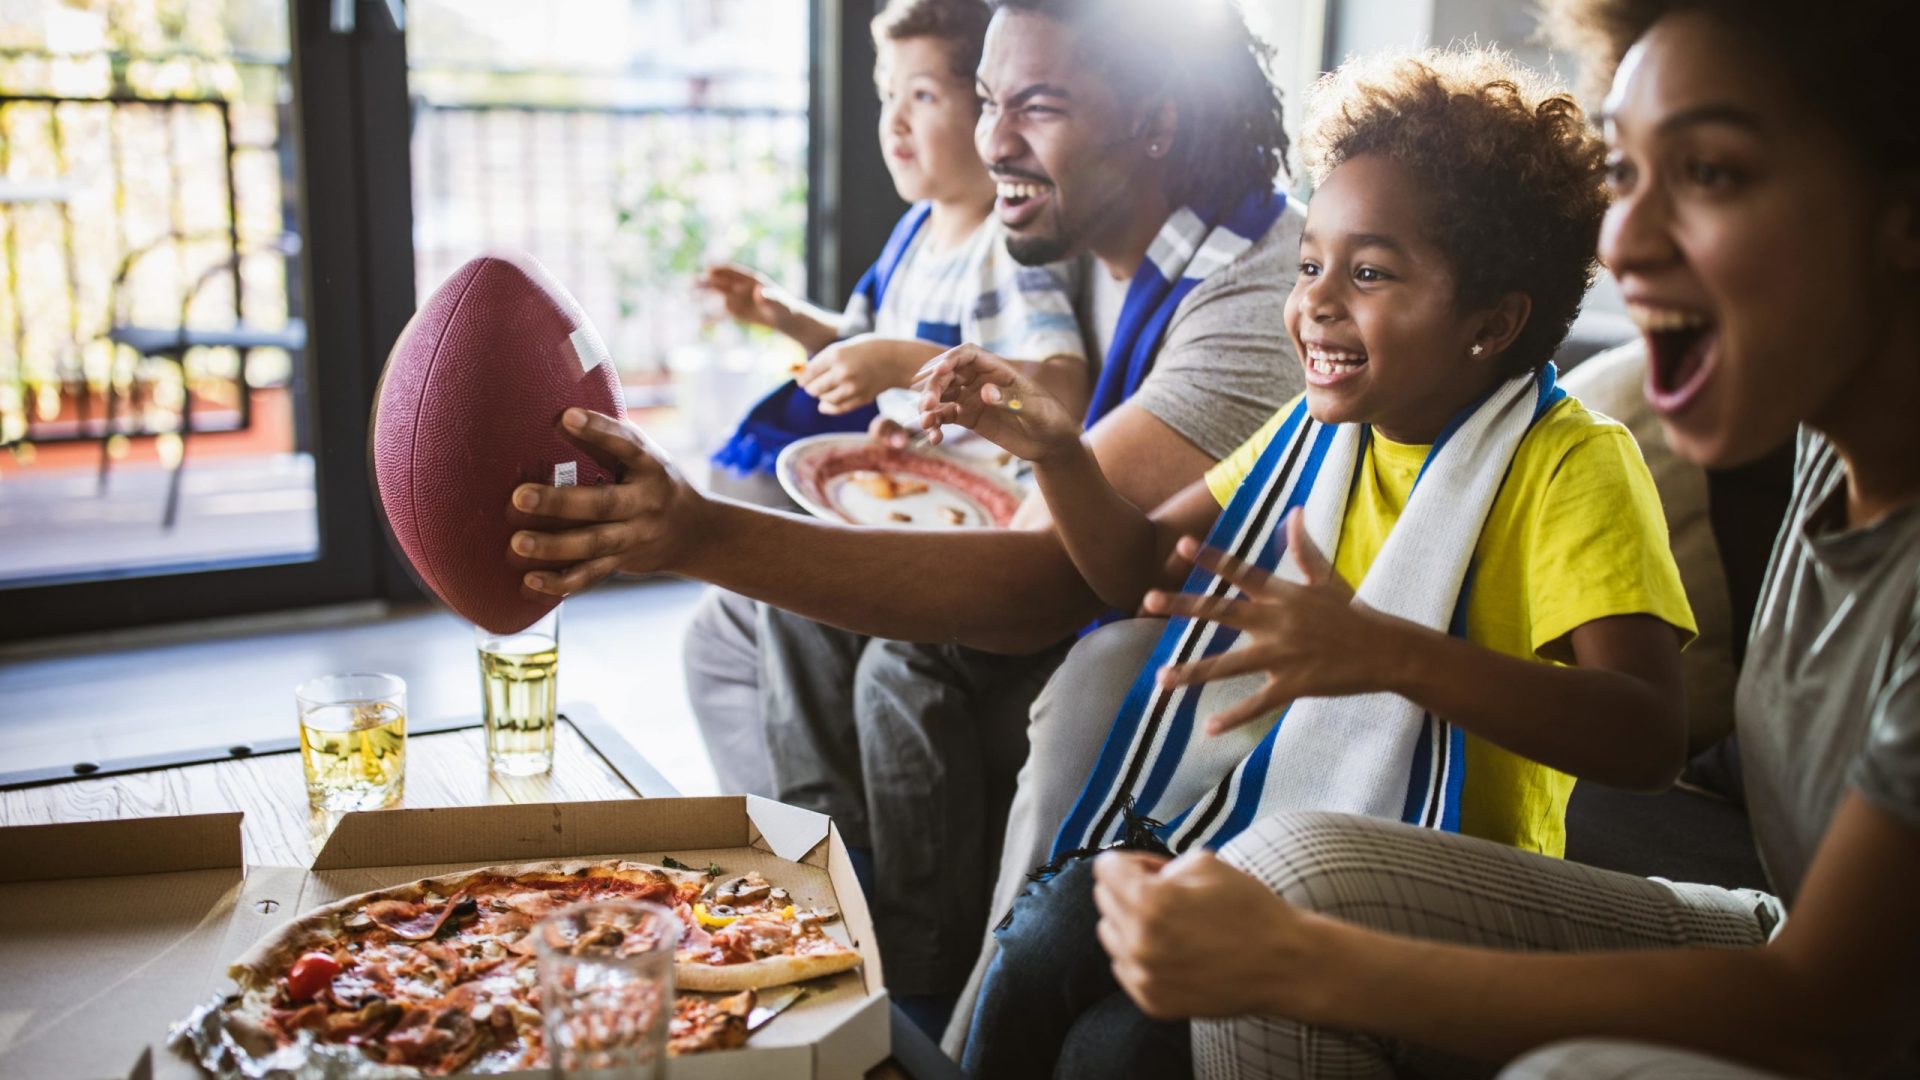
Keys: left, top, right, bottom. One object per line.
{"left": 176, "top": 859, "right": 861, "bottom": 1076}
{"left": 670, "top": 989, "right": 755, "bottom": 1055}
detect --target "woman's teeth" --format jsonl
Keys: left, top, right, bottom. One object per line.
{"left": 1627, "top": 304, "right": 1710, "bottom": 332}
{"left": 1305, "top": 344, "right": 1366, "bottom": 375}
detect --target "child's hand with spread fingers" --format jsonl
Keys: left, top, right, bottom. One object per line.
{"left": 1145, "top": 508, "right": 1408, "bottom": 735}
{"left": 914, "top": 343, "right": 1083, "bottom": 463}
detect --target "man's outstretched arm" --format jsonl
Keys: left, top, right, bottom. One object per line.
{"left": 513, "top": 402, "right": 1217, "bottom": 652}
{"left": 509, "top": 409, "right": 1099, "bottom": 653}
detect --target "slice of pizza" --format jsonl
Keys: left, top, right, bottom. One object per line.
{"left": 674, "top": 907, "right": 862, "bottom": 992}
{"left": 669, "top": 990, "right": 756, "bottom": 1055}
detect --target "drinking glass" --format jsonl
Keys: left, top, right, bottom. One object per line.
{"left": 294, "top": 672, "right": 406, "bottom": 811}
{"left": 534, "top": 899, "right": 678, "bottom": 1077}
{"left": 475, "top": 606, "right": 559, "bottom": 776}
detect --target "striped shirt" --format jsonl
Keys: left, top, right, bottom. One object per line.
{"left": 841, "top": 215, "right": 1085, "bottom": 363}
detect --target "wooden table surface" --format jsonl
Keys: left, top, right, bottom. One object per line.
{"left": 0, "top": 721, "right": 635, "bottom": 866}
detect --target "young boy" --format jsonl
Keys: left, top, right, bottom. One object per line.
{"left": 919, "top": 46, "right": 1696, "bottom": 1075}
{"left": 703, "top": 0, "right": 1086, "bottom": 478}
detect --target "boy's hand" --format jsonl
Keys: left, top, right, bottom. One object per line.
{"left": 507, "top": 409, "right": 708, "bottom": 595}
{"left": 796, "top": 335, "right": 913, "bottom": 415}
{"left": 1093, "top": 849, "right": 1315, "bottom": 1020}
{"left": 1142, "top": 508, "right": 1409, "bottom": 734}
{"left": 697, "top": 263, "right": 795, "bottom": 331}
{"left": 914, "top": 344, "right": 1081, "bottom": 463}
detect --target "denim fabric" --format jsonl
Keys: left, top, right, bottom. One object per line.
{"left": 961, "top": 855, "right": 1190, "bottom": 1079}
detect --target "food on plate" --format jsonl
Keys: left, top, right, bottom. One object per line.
{"left": 850, "top": 470, "right": 929, "bottom": 500}
{"left": 175, "top": 859, "right": 860, "bottom": 1076}
{"left": 889, "top": 511, "right": 912, "bottom": 523}
{"left": 941, "top": 506, "right": 966, "bottom": 526}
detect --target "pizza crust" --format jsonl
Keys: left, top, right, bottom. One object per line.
{"left": 675, "top": 948, "right": 863, "bottom": 992}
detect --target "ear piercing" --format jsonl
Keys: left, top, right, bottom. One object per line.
{"left": 1470, "top": 344, "right": 1484, "bottom": 356}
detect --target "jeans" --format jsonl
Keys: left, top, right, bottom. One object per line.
{"left": 961, "top": 855, "right": 1191, "bottom": 1080}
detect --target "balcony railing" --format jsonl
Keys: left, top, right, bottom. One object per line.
{"left": 1, "top": 48, "right": 806, "bottom": 470}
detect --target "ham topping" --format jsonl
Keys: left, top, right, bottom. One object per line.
{"left": 364, "top": 892, "right": 475, "bottom": 941}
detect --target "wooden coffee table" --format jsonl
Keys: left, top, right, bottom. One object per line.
{"left": 0, "top": 704, "right": 673, "bottom": 866}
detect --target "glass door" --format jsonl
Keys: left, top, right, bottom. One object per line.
{"left": 404, "top": 0, "right": 810, "bottom": 465}
{"left": 0, "top": 0, "right": 395, "bottom": 640}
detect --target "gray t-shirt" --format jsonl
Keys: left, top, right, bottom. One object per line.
{"left": 1738, "top": 431, "right": 1920, "bottom": 902}
{"left": 1092, "top": 197, "right": 1307, "bottom": 461}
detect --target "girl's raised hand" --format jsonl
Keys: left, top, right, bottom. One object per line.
{"left": 913, "top": 344, "right": 1081, "bottom": 463}
{"left": 1142, "top": 508, "right": 1408, "bottom": 734}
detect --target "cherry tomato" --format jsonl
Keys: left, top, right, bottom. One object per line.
{"left": 285, "top": 951, "right": 340, "bottom": 1002}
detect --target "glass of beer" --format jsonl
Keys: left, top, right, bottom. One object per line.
{"left": 476, "top": 606, "right": 559, "bottom": 776}
{"left": 295, "top": 673, "right": 407, "bottom": 812}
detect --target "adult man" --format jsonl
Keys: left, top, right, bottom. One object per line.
{"left": 514, "top": 0, "right": 1305, "bottom": 1032}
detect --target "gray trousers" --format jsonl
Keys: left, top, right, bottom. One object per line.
{"left": 681, "top": 587, "right": 1070, "bottom": 995}
{"left": 945, "top": 618, "right": 1172, "bottom": 1055}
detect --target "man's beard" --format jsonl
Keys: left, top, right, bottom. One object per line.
{"left": 1005, "top": 205, "right": 1080, "bottom": 266}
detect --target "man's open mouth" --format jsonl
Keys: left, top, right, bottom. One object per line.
{"left": 993, "top": 176, "right": 1054, "bottom": 228}
{"left": 995, "top": 179, "right": 1050, "bottom": 207}
{"left": 1630, "top": 303, "right": 1718, "bottom": 413}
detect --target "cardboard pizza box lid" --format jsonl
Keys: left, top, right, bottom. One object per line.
{"left": 0, "top": 798, "right": 887, "bottom": 1080}
{"left": 0, "top": 813, "right": 249, "bottom": 1080}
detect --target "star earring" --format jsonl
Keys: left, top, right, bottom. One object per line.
{"left": 1470, "top": 344, "right": 1484, "bottom": 356}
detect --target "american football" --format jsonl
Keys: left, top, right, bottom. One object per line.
{"left": 370, "top": 253, "right": 625, "bottom": 634}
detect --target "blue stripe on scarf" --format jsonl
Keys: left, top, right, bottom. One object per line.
{"left": 1051, "top": 398, "right": 1313, "bottom": 860}
{"left": 1082, "top": 189, "right": 1286, "bottom": 429}
{"left": 1135, "top": 419, "right": 1334, "bottom": 817}
{"left": 711, "top": 204, "right": 934, "bottom": 475}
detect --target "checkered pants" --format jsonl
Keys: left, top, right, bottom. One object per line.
{"left": 1199, "top": 812, "right": 1786, "bottom": 1080}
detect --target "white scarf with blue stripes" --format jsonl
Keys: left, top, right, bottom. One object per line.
{"left": 1052, "top": 365, "right": 1566, "bottom": 856}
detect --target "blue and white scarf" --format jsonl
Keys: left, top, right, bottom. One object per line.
{"left": 1083, "top": 188, "right": 1287, "bottom": 426}
{"left": 1053, "top": 365, "right": 1566, "bottom": 857}
{"left": 711, "top": 203, "right": 941, "bottom": 475}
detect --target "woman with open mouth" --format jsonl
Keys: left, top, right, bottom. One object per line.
{"left": 1089, "top": 1, "right": 1920, "bottom": 1078}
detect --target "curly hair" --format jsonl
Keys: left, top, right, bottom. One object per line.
{"left": 873, "top": 0, "right": 992, "bottom": 81}
{"left": 1543, "top": 0, "right": 1920, "bottom": 173}
{"left": 989, "top": 0, "right": 1289, "bottom": 210}
{"left": 1298, "top": 47, "right": 1608, "bottom": 377}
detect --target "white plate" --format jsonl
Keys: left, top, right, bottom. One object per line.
{"left": 775, "top": 434, "right": 1025, "bottom": 529}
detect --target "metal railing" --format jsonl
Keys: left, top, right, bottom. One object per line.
{"left": 1, "top": 47, "right": 807, "bottom": 462}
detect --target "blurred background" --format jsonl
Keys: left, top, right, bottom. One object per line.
{"left": 0, "top": 0, "right": 1605, "bottom": 641}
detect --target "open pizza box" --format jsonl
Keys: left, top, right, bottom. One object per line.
{"left": 0, "top": 796, "right": 889, "bottom": 1080}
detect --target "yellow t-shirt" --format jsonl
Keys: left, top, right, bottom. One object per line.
{"left": 1203, "top": 394, "right": 1696, "bottom": 857}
